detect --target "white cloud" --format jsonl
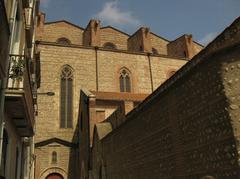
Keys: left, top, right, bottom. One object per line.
{"left": 199, "top": 32, "right": 219, "bottom": 46}
{"left": 41, "top": 0, "right": 51, "bottom": 9}
{"left": 95, "top": 1, "right": 141, "bottom": 27}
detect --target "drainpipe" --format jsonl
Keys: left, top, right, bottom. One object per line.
{"left": 0, "top": 0, "right": 17, "bottom": 171}
{"left": 147, "top": 53, "right": 154, "bottom": 92}
{"left": 95, "top": 46, "right": 99, "bottom": 91}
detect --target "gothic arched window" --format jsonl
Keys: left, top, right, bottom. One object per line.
{"left": 103, "top": 42, "right": 117, "bottom": 49}
{"left": 52, "top": 151, "right": 57, "bottom": 164}
{"left": 57, "top": 37, "right": 71, "bottom": 45}
{"left": 60, "top": 65, "right": 73, "bottom": 128}
{"left": 119, "top": 69, "right": 131, "bottom": 92}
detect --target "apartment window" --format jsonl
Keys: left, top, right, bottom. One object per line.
{"left": 60, "top": 65, "right": 73, "bottom": 128}
{"left": 103, "top": 42, "right": 117, "bottom": 49}
{"left": 119, "top": 69, "right": 131, "bottom": 92}
{"left": 52, "top": 151, "right": 57, "bottom": 164}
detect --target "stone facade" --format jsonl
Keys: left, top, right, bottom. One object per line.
{"left": 35, "top": 12, "right": 204, "bottom": 179}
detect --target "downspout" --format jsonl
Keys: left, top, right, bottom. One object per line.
{"left": 0, "top": 0, "right": 17, "bottom": 171}
{"left": 95, "top": 46, "right": 99, "bottom": 91}
{"left": 147, "top": 53, "right": 154, "bottom": 92}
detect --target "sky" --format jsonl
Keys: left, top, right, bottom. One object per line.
{"left": 40, "top": 0, "right": 240, "bottom": 45}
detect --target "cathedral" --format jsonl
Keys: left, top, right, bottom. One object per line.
{"left": 34, "top": 12, "right": 204, "bottom": 179}
{"left": 0, "top": 0, "right": 239, "bottom": 178}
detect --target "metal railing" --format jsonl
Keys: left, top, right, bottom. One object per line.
{"left": 7, "top": 54, "right": 35, "bottom": 127}
{"left": 7, "top": 54, "right": 34, "bottom": 134}
{"left": 8, "top": 54, "right": 26, "bottom": 89}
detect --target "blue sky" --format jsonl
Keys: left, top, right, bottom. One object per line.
{"left": 40, "top": 0, "right": 240, "bottom": 45}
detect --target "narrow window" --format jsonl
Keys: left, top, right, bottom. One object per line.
{"left": 52, "top": 151, "right": 57, "bottom": 164}
{"left": 60, "top": 65, "right": 73, "bottom": 128}
{"left": 119, "top": 69, "right": 131, "bottom": 92}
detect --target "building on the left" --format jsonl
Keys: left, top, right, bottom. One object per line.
{"left": 0, "top": 0, "right": 41, "bottom": 178}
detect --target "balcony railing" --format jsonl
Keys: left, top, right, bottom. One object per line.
{"left": 0, "top": 0, "right": 10, "bottom": 79}
{"left": 5, "top": 54, "right": 35, "bottom": 136}
{"left": 8, "top": 55, "right": 25, "bottom": 89}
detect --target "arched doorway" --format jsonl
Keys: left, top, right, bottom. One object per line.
{"left": 46, "top": 173, "right": 64, "bottom": 179}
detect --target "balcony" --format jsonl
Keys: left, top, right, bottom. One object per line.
{"left": 24, "top": 7, "right": 34, "bottom": 48}
{"left": 0, "top": 0, "right": 10, "bottom": 79}
{"left": 5, "top": 54, "right": 35, "bottom": 137}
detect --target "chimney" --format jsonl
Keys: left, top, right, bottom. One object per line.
{"left": 167, "top": 34, "right": 195, "bottom": 59}
{"left": 83, "top": 20, "right": 101, "bottom": 47}
{"left": 128, "top": 27, "right": 152, "bottom": 53}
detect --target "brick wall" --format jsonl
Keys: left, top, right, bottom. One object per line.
{"left": 35, "top": 17, "right": 205, "bottom": 179}
{"left": 35, "top": 40, "right": 187, "bottom": 177}
{"left": 150, "top": 33, "right": 168, "bottom": 55}
{"left": 88, "top": 17, "right": 240, "bottom": 179}
{"left": 100, "top": 27, "right": 129, "bottom": 50}
{"left": 128, "top": 27, "right": 152, "bottom": 53}
{"left": 167, "top": 34, "right": 196, "bottom": 59}
{"left": 193, "top": 41, "right": 204, "bottom": 54}
{"left": 39, "top": 21, "right": 84, "bottom": 45}
{"left": 35, "top": 144, "right": 78, "bottom": 179}
{"left": 37, "top": 19, "right": 203, "bottom": 57}
{"left": 83, "top": 20, "right": 101, "bottom": 47}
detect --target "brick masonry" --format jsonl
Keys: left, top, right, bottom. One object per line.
{"left": 86, "top": 17, "right": 240, "bottom": 179}
{"left": 35, "top": 15, "right": 204, "bottom": 179}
